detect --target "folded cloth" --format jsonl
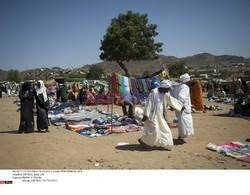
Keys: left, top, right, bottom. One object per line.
{"left": 110, "top": 125, "right": 143, "bottom": 133}
{"left": 238, "top": 155, "right": 250, "bottom": 163}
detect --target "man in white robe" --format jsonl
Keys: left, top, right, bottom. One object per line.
{"left": 172, "top": 73, "right": 194, "bottom": 144}
{"left": 138, "top": 80, "right": 183, "bottom": 150}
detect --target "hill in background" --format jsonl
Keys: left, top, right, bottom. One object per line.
{"left": 1, "top": 53, "right": 250, "bottom": 81}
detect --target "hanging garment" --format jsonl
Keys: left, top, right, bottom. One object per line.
{"left": 128, "top": 77, "right": 133, "bottom": 93}
{"left": 131, "top": 79, "right": 137, "bottom": 92}
{"left": 142, "top": 79, "right": 148, "bottom": 93}
{"left": 135, "top": 79, "right": 143, "bottom": 93}
{"left": 162, "top": 70, "right": 168, "bottom": 78}
{"left": 151, "top": 76, "right": 159, "bottom": 88}
{"left": 139, "top": 79, "right": 145, "bottom": 93}
{"left": 123, "top": 76, "right": 130, "bottom": 98}
{"left": 118, "top": 74, "right": 124, "bottom": 94}
{"left": 145, "top": 79, "right": 152, "bottom": 90}
{"left": 113, "top": 72, "right": 119, "bottom": 93}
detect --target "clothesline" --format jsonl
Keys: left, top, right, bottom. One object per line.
{"left": 110, "top": 68, "right": 169, "bottom": 100}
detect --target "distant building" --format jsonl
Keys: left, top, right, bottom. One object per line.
{"left": 200, "top": 74, "right": 208, "bottom": 79}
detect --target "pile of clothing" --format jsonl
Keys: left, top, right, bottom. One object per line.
{"left": 204, "top": 105, "right": 223, "bottom": 111}
{"left": 206, "top": 96, "right": 233, "bottom": 105}
{"left": 207, "top": 141, "right": 250, "bottom": 163}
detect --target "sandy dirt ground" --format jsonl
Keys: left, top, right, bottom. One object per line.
{"left": 0, "top": 94, "right": 250, "bottom": 169}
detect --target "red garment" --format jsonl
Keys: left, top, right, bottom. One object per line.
{"left": 96, "top": 92, "right": 106, "bottom": 104}
{"left": 131, "top": 79, "right": 137, "bottom": 92}
{"left": 68, "top": 92, "right": 76, "bottom": 101}
{"left": 86, "top": 91, "right": 96, "bottom": 104}
{"left": 113, "top": 72, "right": 119, "bottom": 93}
{"left": 90, "top": 91, "right": 96, "bottom": 97}
{"left": 220, "top": 142, "right": 242, "bottom": 148}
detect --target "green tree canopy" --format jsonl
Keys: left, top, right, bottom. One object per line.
{"left": 85, "top": 65, "right": 105, "bottom": 80}
{"left": 168, "top": 61, "right": 188, "bottom": 78}
{"left": 100, "top": 10, "right": 163, "bottom": 76}
{"left": 220, "top": 69, "right": 233, "bottom": 79}
{"left": 7, "top": 69, "right": 21, "bottom": 82}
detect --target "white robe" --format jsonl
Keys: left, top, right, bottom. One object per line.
{"left": 172, "top": 83, "right": 194, "bottom": 138}
{"left": 140, "top": 89, "right": 183, "bottom": 147}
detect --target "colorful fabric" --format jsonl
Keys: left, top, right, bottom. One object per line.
{"left": 110, "top": 125, "right": 143, "bottom": 133}
{"left": 113, "top": 72, "right": 119, "bottom": 93}
{"left": 118, "top": 74, "right": 124, "bottom": 94}
{"left": 131, "top": 79, "right": 137, "bottom": 92}
{"left": 145, "top": 79, "right": 152, "bottom": 90}
{"left": 162, "top": 70, "right": 168, "bottom": 78}
{"left": 207, "top": 142, "right": 250, "bottom": 163}
{"left": 123, "top": 76, "right": 130, "bottom": 98}
{"left": 142, "top": 79, "right": 148, "bottom": 93}
{"left": 151, "top": 76, "right": 159, "bottom": 88}
{"left": 65, "top": 122, "right": 90, "bottom": 131}
{"left": 128, "top": 78, "right": 132, "bottom": 93}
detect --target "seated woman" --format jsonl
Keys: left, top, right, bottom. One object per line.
{"left": 85, "top": 88, "right": 96, "bottom": 104}
{"left": 77, "top": 88, "right": 85, "bottom": 104}
{"left": 96, "top": 88, "right": 106, "bottom": 104}
{"left": 68, "top": 90, "right": 76, "bottom": 101}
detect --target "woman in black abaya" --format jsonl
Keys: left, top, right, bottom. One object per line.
{"left": 18, "top": 82, "right": 34, "bottom": 133}
{"left": 34, "top": 80, "right": 50, "bottom": 132}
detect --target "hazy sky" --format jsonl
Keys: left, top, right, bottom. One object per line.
{"left": 0, "top": 0, "right": 250, "bottom": 71}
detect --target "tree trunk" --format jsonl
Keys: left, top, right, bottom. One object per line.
{"left": 117, "top": 61, "right": 131, "bottom": 77}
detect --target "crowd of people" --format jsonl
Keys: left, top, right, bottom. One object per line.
{"left": 0, "top": 82, "right": 20, "bottom": 97}
{"left": 204, "top": 78, "right": 250, "bottom": 99}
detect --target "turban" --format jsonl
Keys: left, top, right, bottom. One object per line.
{"left": 159, "top": 80, "right": 172, "bottom": 89}
{"left": 180, "top": 73, "right": 190, "bottom": 84}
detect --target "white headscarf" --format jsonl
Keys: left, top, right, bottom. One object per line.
{"left": 180, "top": 73, "right": 190, "bottom": 84}
{"left": 159, "top": 80, "right": 173, "bottom": 89}
{"left": 36, "top": 80, "right": 48, "bottom": 102}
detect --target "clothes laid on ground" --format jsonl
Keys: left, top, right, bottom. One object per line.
{"left": 205, "top": 96, "right": 233, "bottom": 105}
{"left": 207, "top": 141, "right": 250, "bottom": 163}
{"left": 49, "top": 103, "right": 144, "bottom": 138}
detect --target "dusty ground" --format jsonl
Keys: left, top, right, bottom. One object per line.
{"left": 0, "top": 94, "right": 250, "bottom": 169}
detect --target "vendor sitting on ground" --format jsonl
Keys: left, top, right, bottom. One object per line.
{"left": 68, "top": 90, "right": 76, "bottom": 102}
{"left": 96, "top": 88, "right": 106, "bottom": 104}
{"left": 77, "top": 88, "right": 85, "bottom": 104}
{"left": 90, "top": 87, "right": 97, "bottom": 97}
{"left": 85, "top": 88, "right": 96, "bottom": 104}
{"left": 115, "top": 93, "right": 137, "bottom": 118}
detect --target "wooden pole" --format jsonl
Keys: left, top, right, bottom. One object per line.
{"left": 158, "top": 59, "right": 170, "bottom": 80}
